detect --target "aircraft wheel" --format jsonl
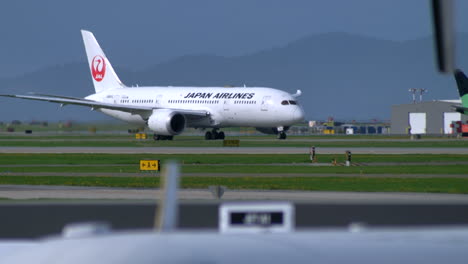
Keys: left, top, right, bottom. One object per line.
{"left": 154, "top": 134, "right": 160, "bottom": 141}
{"left": 205, "top": 131, "right": 213, "bottom": 140}
{"left": 167, "top": 136, "right": 174, "bottom": 141}
{"left": 218, "top": 131, "right": 225, "bottom": 140}
{"left": 278, "top": 132, "right": 287, "bottom": 140}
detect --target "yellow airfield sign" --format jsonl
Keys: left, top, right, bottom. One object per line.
{"left": 223, "top": 139, "right": 240, "bottom": 147}
{"left": 135, "top": 133, "right": 147, "bottom": 139}
{"left": 140, "top": 160, "right": 160, "bottom": 171}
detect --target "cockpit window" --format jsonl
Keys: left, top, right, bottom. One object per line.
{"left": 289, "top": 100, "right": 297, "bottom": 105}
{"left": 281, "top": 100, "right": 289, "bottom": 105}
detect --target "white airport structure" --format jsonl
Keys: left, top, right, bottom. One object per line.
{"left": 391, "top": 100, "right": 467, "bottom": 135}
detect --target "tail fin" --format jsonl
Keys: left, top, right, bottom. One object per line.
{"left": 454, "top": 69, "right": 468, "bottom": 107}
{"left": 81, "top": 30, "right": 125, "bottom": 93}
{"left": 454, "top": 69, "right": 468, "bottom": 97}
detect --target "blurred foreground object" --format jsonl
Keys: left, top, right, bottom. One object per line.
{"left": 431, "top": 0, "right": 455, "bottom": 73}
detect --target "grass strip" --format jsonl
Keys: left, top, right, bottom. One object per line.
{"left": 1, "top": 154, "right": 468, "bottom": 165}
{"left": 1, "top": 176, "right": 468, "bottom": 194}
{"left": 1, "top": 164, "right": 467, "bottom": 175}
{"left": 182, "top": 164, "right": 468, "bottom": 175}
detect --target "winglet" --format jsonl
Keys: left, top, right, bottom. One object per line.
{"left": 291, "top": 90, "right": 302, "bottom": 98}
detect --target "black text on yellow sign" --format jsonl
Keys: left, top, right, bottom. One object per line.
{"left": 140, "top": 160, "right": 160, "bottom": 171}
{"left": 135, "top": 133, "right": 147, "bottom": 140}
{"left": 223, "top": 139, "right": 240, "bottom": 147}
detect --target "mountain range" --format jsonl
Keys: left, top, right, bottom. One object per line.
{"left": 2, "top": 32, "right": 468, "bottom": 122}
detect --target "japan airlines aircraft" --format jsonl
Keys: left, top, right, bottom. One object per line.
{"left": 0, "top": 30, "right": 304, "bottom": 140}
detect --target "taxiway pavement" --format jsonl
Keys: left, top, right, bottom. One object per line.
{"left": 2, "top": 185, "right": 468, "bottom": 204}
{"left": 1, "top": 147, "right": 468, "bottom": 154}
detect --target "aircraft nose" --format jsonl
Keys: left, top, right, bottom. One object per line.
{"left": 292, "top": 107, "right": 305, "bottom": 122}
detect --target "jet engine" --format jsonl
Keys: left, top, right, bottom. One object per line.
{"left": 147, "top": 109, "right": 186, "bottom": 135}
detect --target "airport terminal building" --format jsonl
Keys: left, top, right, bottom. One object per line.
{"left": 391, "top": 100, "right": 468, "bottom": 135}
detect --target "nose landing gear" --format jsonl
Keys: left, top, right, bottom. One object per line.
{"left": 277, "top": 126, "right": 287, "bottom": 140}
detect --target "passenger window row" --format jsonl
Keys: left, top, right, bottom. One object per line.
{"left": 168, "top": 100, "right": 220, "bottom": 104}
{"left": 121, "top": 99, "right": 154, "bottom": 103}
{"left": 234, "top": 101, "right": 257, "bottom": 104}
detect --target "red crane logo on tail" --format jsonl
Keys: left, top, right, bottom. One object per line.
{"left": 91, "top": 55, "right": 106, "bottom": 82}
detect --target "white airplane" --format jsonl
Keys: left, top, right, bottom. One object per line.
{"left": 1, "top": 30, "right": 305, "bottom": 140}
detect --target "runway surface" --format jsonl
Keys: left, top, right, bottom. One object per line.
{"left": 2, "top": 185, "right": 468, "bottom": 204}
{"left": 1, "top": 147, "right": 468, "bottom": 154}
{"left": 2, "top": 199, "right": 468, "bottom": 238}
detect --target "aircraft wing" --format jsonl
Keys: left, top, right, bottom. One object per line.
{"left": 24, "top": 93, "right": 91, "bottom": 101}
{"left": 0, "top": 94, "right": 209, "bottom": 117}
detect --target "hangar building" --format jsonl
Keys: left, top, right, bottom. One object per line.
{"left": 391, "top": 100, "right": 467, "bottom": 135}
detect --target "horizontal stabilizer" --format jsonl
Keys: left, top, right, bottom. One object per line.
{"left": 453, "top": 105, "right": 468, "bottom": 114}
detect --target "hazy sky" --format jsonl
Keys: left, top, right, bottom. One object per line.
{"left": 0, "top": 0, "right": 467, "bottom": 77}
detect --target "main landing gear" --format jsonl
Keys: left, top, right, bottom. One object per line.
{"left": 277, "top": 131, "right": 287, "bottom": 140}
{"left": 205, "top": 129, "right": 225, "bottom": 140}
{"left": 154, "top": 134, "right": 174, "bottom": 141}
